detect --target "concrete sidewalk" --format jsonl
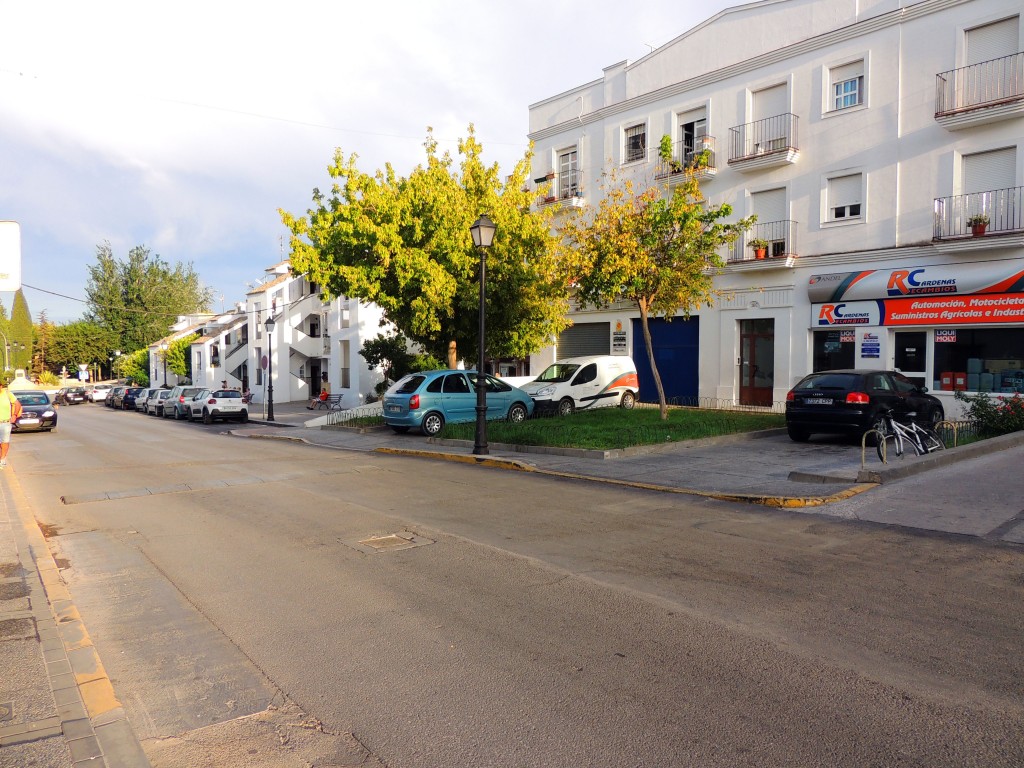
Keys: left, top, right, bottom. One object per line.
{"left": 243, "top": 400, "right": 1024, "bottom": 508}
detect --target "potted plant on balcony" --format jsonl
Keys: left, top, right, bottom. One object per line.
{"left": 967, "top": 213, "right": 989, "bottom": 237}
{"left": 748, "top": 238, "right": 770, "bottom": 259}
{"left": 659, "top": 134, "right": 683, "bottom": 174}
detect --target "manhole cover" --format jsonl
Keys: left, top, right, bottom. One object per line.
{"left": 354, "top": 532, "right": 433, "bottom": 554}
{"left": 0, "top": 701, "right": 13, "bottom": 721}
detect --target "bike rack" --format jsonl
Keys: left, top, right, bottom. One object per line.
{"left": 936, "top": 419, "right": 957, "bottom": 446}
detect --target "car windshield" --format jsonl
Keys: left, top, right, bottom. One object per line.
{"left": 15, "top": 393, "right": 48, "bottom": 406}
{"left": 535, "top": 363, "right": 579, "bottom": 383}
{"left": 795, "top": 373, "right": 861, "bottom": 391}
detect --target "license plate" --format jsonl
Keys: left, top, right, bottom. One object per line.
{"left": 804, "top": 398, "right": 833, "bottom": 405}
{"left": 19, "top": 418, "right": 39, "bottom": 425}
{"left": 387, "top": 405, "right": 402, "bottom": 413}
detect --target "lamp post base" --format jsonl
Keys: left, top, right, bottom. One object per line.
{"left": 472, "top": 404, "right": 488, "bottom": 455}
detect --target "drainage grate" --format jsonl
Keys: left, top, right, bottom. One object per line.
{"left": 354, "top": 531, "right": 433, "bottom": 554}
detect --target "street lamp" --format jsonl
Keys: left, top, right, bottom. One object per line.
{"left": 470, "top": 214, "right": 497, "bottom": 456}
{"left": 0, "top": 329, "right": 11, "bottom": 371}
{"left": 264, "top": 315, "right": 275, "bottom": 422}
{"left": 160, "top": 343, "right": 169, "bottom": 387}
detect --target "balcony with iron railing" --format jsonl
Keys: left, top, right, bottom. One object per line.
{"left": 728, "top": 114, "right": 799, "bottom": 171}
{"left": 935, "top": 52, "right": 1024, "bottom": 129}
{"left": 728, "top": 220, "right": 798, "bottom": 266}
{"left": 934, "top": 186, "right": 1024, "bottom": 241}
{"left": 538, "top": 169, "right": 585, "bottom": 208}
{"left": 655, "top": 136, "right": 717, "bottom": 183}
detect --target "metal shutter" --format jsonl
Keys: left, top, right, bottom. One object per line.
{"left": 964, "top": 147, "right": 1016, "bottom": 194}
{"left": 829, "top": 174, "right": 862, "bottom": 207}
{"left": 753, "top": 84, "right": 787, "bottom": 121}
{"left": 966, "top": 17, "right": 1019, "bottom": 66}
{"left": 830, "top": 60, "right": 863, "bottom": 84}
{"left": 751, "top": 188, "right": 787, "bottom": 223}
{"left": 557, "top": 322, "right": 610, "bottom": 358}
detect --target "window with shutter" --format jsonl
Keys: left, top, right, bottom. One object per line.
{"left": 828, "top": 174, "right": 863, "bottom": 220}
{"left": 829, "top": 61, "right": 865, "bottom": 110}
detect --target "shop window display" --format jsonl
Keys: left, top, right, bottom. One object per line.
{"left": 813, "top": 331, "right": 856, "bottom": 372}
{"left": 933, "top": 328, "right": 1024, "bottom": 393}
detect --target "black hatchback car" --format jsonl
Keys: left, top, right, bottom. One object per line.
{"left": 785, "top": 369, "right": 944, "bottom": 442}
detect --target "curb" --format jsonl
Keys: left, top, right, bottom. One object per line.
{"left": 3, "top": 471, "right": 150, "bottom": 767}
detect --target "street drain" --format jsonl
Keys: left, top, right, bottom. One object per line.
{"left": 355, "top": 531, "right": 433, "bottom": 554}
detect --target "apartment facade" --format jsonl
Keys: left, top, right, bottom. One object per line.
{"left": 528, "top": 0, "right": 1023, "bottom": 416}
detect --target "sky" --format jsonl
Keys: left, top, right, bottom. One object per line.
{"left": 0, "top": 0, "right": 735, "bottom": 326}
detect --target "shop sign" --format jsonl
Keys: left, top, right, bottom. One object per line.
{"left": 611, "top": 320, "right": 628, "bottom": 355}
{"left": 814, "top": 301, "right": 881, "bottom": 326}
{"left": 807, "top": 262, "right": 1024, "bottom": 303}
{"left": 812, "top": 293, "right": 1024, "bottom": 327}
{"left": 935, "top": 329, "right": 957, "bottom": 342}
{"left": 861, "top": 332, "right": 880, "bottom": 359}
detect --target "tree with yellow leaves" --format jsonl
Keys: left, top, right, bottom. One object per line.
{"left": 561, "top": 160, "right": 754, "bottom": 419}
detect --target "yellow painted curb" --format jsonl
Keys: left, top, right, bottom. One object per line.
{"left": 374, "top": 447, "right": 535, "bottom": 471}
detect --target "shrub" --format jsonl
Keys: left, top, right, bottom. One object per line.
{"left": 954, "top": 390, "right": 1024, "bottom": 436}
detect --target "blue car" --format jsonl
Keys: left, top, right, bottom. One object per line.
{"left": 383, "top": 370, "right": 535, "bottom": 436}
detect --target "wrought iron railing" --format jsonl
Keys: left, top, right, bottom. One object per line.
{"left": 933, "top": 186, "right": 1024, "bottom": 238}
{"left": 557, "top": 168, "right": 582, "bottom": 200}
{"left": 728, "top": 113, "right": 798, "bottom": 163}
{"left": 657, "top": 136, "right": 717, "bottom": 176}
{"left": 935, "top": 52, "right": 1024, "bottom": 116}
{"left": 729, "top": 220, "right": 798, "bottom": 262}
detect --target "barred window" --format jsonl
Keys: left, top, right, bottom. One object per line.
{"left": 624, "top": 124, "right": 646, "bottom": 163}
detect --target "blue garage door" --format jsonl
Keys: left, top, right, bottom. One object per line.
{"left": 631, "top": 317, "right": 700, "bottom": 403}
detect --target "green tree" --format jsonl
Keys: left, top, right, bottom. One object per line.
{"left": 33, "top": 310, "right": 54, "bottom": 376}
{"left": 119, "top": 349, "right": 150, "bottom": 387}
{"left": 84, "top": 242, "right": 213, "bottom": 351}
{"left": 562, "top": 163, "right": 754, "bottom": 419}
{"left": 359, "top": 332, "right": 415, "bottom": 386}
{"left": 166, "top": 333, "right": 198, "bottom": 379}
{"left": 48, "top": 322, "right": 117, "bottom": 376}
{"left": 9, "top": 289, "right": 33, "bottom": 371}
{"left": 281, "top": 125, "right": 572, "bottom": 369}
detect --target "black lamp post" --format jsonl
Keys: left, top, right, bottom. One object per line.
{"left": 470, "top": 214, "right": 497, "bottom": 456}
{"left": 160, "top": 343, "right": 169, "bottom": 387}
{"left": 264, "top": 315, "right": 275, "bottom": 422}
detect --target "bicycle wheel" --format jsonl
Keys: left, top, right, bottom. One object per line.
{"left": 875, "top": 433, "right": 891, "bottom": 463}
{"left": 919, "top": 428, "right": 945, "bottom": 454}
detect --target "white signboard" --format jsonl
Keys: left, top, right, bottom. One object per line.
{"left": 0, "top": 222, "right": 22, "bottom": 292}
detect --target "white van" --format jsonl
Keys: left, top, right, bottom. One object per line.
{"left": 521, "top": 355, "right": 639, "bottom": 415}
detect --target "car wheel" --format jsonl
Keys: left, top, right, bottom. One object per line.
{"left": 619, "top": 391, "right": 636, "bottom": 409}
{"left": 925, "top": 406, "right": 944, "bottom": 428}
{"left": 507, "top": 402, "right": 528, "bottom": 424}
{"left": 202, "top": 409, "right": 212, "bottom": 425}
{"left": 391, "top": 426, "right": 410, "bottom": 434}
{"left": 239, "top": 411, "right": 248, "bottom": 423}
{"left": 421, "top": 411, "right": 444, "bottom": 436}
{"left": 557, "top": 398, "right": 575, "bottom": 417}
{"left": 187, "top": 409, "right": 195, "bottom": 422}
{"left": 786, "top": 424, "right": 810, "bottom": 442}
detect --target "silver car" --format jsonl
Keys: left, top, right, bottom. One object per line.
{"left": 162, "top": 386, "right": 203, "bottom": 420}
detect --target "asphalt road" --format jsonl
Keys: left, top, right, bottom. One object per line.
{"left": 10, "top": 403, "right": 1024, "bottom": 767}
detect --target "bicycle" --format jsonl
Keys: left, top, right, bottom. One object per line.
{"left": 874, "top": 408, "right": 945, "bottom": 462}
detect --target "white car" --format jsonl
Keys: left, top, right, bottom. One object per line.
{"left": 145, "top": 389, "right": 171, "bottom": 416}
{"left": 88, "top": 384, "right": 112, "bottom": 402}
{"left": 187, "top": 389, "right": 248, "bottom": 424}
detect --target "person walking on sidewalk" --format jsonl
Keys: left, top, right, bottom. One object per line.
{"left": 0, "top": 381, "right": 23, "bottom": 469}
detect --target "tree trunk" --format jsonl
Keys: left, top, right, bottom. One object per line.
{"left": 638, "top": 301, "right": 668, "bottom": 420}
{"left": 446, "top": 340, "right": 458, "bottom": 370}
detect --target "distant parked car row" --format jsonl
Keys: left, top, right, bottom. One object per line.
{"left": 103, "top": 385, "right": 248, "bottom": 423}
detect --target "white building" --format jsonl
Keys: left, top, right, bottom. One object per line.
{"left": 528, "top": 0, "right": 1023, "bottom": 417}
{"left": 244, "top": 261, "right": 391, "bottom": 407}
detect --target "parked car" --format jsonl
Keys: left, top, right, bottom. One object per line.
{"left": 520, "top": 355, "right": 639, "bottom": 415}
{"left": 12, "top": 391, "right": 58, "bottom": 433}
{"left": 187, "top": 389, "right": 248, "bottom": 423}
{"left": 57, "top": 386, "right": 88, "bottom": 405}
{"left": 122, "top": 387, "right": 149, "bottom": 411}
{"left": 87, "top": 384, "right": 112, "bottom": 403}
{"left": 383, "top": 370, "right": 534, "bottom": 436}
{"left": 135, "top": 387, "right": 154, "bottom": 411}
{"left": 785, "top": 369, "right": 944, "bottom": 442}
{"left": 145, "top": 389, "right": 171, "bottom": 416}
{"left": 162, "top": 386, "right": 203, "bottom": 420}
{"left": 106, "top": 386, "right": 126, "bottom": 407}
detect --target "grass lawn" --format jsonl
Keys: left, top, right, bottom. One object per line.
{"left": 441, "top": 405, "right": 785, "bottom": 450}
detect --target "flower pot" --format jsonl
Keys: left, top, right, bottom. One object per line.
{"left": 971, "top": 224, "right": 987, "bottom": 237}
{"left": 754, "top": 248, "right": 767, "bottom": 259}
